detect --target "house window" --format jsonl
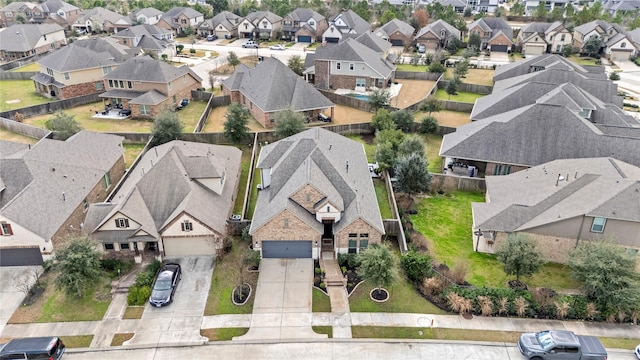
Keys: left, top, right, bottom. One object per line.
{"left": 64, "top": 72, "right": 70, "bottom": 80}
{"left": 127, "top": 81, "right": 132, "bottom": 88}
{"left": 104, "top": 243, "right": 115, "bottom": 250}
{"left": 115, "top": 218, "right": 129, "bottom": 228}
{"left": 262, "top": 20, "right": 267, "bottom": 28}
{"left": 284, "top": 218, "right": 289, "bottom": 227}
{"left": 349, "top": 63, "right": 354, "bottom": 71}
{"left": 181, "top": 221, "right": 193, "bottom": 232}
{"left": 120, "top": 243, "right": 130, "bottom": 250}
{"left": 43, "top": 35, "right": 47, "bottom": 41}
{"left": 95, "top": 82, "right": 103, "bottom": 90}
{"left": 181, "top": 19, "right": 187, "bottom": 24}
{"left": 309, "top": 21, "right": 314, "bottom": 26}
{"left": 103, "top": 172, "right": 111, "bottom": 188}
{"left": 109, "top": 80, "right": 114, "bottom": 88}
{"left": 356, "top": 78, "right": 366, "bottom": 87}
{"left": 119, "top": 80, "right": 124, "bottom": 88}
{"left": 337, "top": 62, "right": 341, "bottom": 70}
{"left": 83, "top": 199, "right": 88, "bottom": 210}
{"left": 183, "top": 75, "right": 186, "bottom": 83}
{"left": 0, "top": 223, "right": 13, "bottom": 236}
{"left": 6, "top": 12, "right": 12, "bottom": 17}
{"left": 621, "top": 42, "right": 626, "bottom": 48}
{"left": 561, "top": 34, "right": 565, "bottom": 41}
{"left": 306, "top": 193, "right": 310, "bottom": 202}
{"left": 378, "top": 78, "right": 384, "bottom": 86}
{"left": 168, "top": 82, "right": 172, "bottom": 90}
{"left": 348, "top": 239, "right": 357, "bottom": 254}
{"left": 46, "top": 68, "right": 53, "bottom": 76}
{"left": 140, "top": 104, "right": 150, "bottom": 115}
{"left": 590, "top": 217, "right": 606, "bottom": 233}
{"left": 359, "top": 239, "right": 368, "bottom": 250}
{"left": 102, "top": 66, "right": 111, "bottom": 74}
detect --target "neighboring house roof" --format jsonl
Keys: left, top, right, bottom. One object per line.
{"left": 415, "top": 19, "right": 460, "bottom": 40}
{"left": 469, "top": 17, "right": 513, "bottom": 40}
{"left": 493, "top": 54, "right": 605, "bottom": 81}
{"left": 244, "top": 10, "right": 282, "bottom": 24}
{"left": 84, "top": 141, "right": 241, "bottom": 242}
{"left": 205, "top": 10, "right": 240, "bottom": 31}
{"left": 355, "top": 31, "right": 392, "bottom": 53}
{"left": 472, "top": 157, "right": 640, "bottom": 232}
{"left": 75, "top": 6, "right": 124, "bottom": 26}
{"left": 162, "top": 6, "right": 203, "bottom": 21}
{"left": 250, "top": 127, "right": 385, "bottom": 235}
{"left": 103, "top": 55, "right": 202, "bottom": 83}
{"left": 378, "top": 18, "right": 415, "bottom": 38}
{"left": 604, "top": 0, "right": 640, "bottom": 12}
{"left": 0, "top": 131, "right": 123, "bottom": 241}
{"left": 130, "top": 7, "right": 162, "bottom": 21}
{"left": 440, "top": 102, "right": 640, "bottom": 168}
{"left": 330, "top": 9, "right": 370, "bottom": 34}
{"left": 111, "top": 24, "right": 174, "bottom": 52}
{"left": 314, "top": 38, "right": 396, "bottom": 78}
{"left": 630, "top": 28, "right": 640, "bottom": 47}
{"left": 42, "top": 0, "right": 79, "bottom": 14}
{"left": 35, "top": 40, "right": 121, "bottom": 72}
{"left": 605, "top": 32, "right": 636, "bottom": 49}
{"left": 434, "top": 0, "right": 468, "bottom": 7}
{"left": 0, "top": 23, "right": 64, "bottom": 52}
{"left": 573, "top": 20, "right": 619, "bottom": 38}
{"left": 286, "top": 8, "right": 324, "bottom": 23}
{"left": 222, "top": 57, "right": 333, "bottom": 113}
{"left": 0, "top": 1, "right": 40, "bottom": 11}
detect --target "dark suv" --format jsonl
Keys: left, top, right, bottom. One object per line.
{"left": 317, "top": 113, "right": 331, "bottom": 122}
{"left": 0, "top": 337, "right": 65, "bottom": 360}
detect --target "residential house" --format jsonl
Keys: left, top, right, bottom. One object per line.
{"left": 375, "top": 18, "right": 415, "bottom": 48}
{"left": 414, "top": 19, "right": 461, "bottom": 52}
{"left": 72, "top": 7, "right": 130, "bottom": 34}
{"left": 0, "top": 0, "right": 79, "bottom": 28}
{"left": 573, "top": 20, "right": 637, "bottom": 60}
{"left": 222, "top": 57, "right": 334, "bottom": 128}
{"left": 237, "top": 10, "right": 282, "bottom": 40}
{"left": 433, "top": 0, "right": 467, "bottom": 13}
{"left": 84, "top": 141, "right": 241, "bottom": 258}
{"left": 523, "top": 0, "right": 570, "bottom": 16}
{"left": 322, "top": 10, "right": 370, "bottom": 43}
{"left": 467, "top": 0, "right": 500, "bottom": 13}
{"left": 603, "top": 0, "right": 640, "bottom": 16}
{"left": 129, "top": 7, "right": 163, "bottom": 25}
{"left": 99, "top": 55, "right": 202, "bottom": 119}
{"left": 312, "top": 38, "right": 396, "bottom": 91}
{"left": 630, "top": 28, "right": 640, "bottom": 50}
{"left": 0, "top": 23, "right": 66, "bottom": 61}
{"left": 516, "top": 21, "right": 572, "bottom": 56}
{"left": 468, "top": 17, "right": 513, "bottom": 52}
{"left": 0, "top": 132, "right": 125, "bottom": 267}
{"left": 196, "top": 11, "right": 240, "bottom": 39}
{"left": 156, "top": 7, "right": 204, "bottom": 35}
{"left": 31, "top": 38, "right": 129, "bottom": 99}
{"left": 471, "top": 157, "right": 640, "bottom": 263}
{"left": 355, "top": 31, "right": 392, "bottom": 57}
{"left": 281, "top": 8, "right": 327, "bottom": 43}
{"left": 250, "top": 127, "right": 385, "bottom": 259}
{"left": 371, "top": 0, "right": 417, "bottom": 6}
{"left": 111, "top": 24, "right": 176, "bottom": 59}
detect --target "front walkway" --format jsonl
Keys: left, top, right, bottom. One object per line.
{"left": 321, "top": 252, "right": 352, "bottom": 338}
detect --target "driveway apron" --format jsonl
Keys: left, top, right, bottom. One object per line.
{"left": 235, "top": 258, "right": 326, "bottom": 340}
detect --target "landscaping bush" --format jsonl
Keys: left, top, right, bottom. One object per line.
{"left": 100, "top": 258, "right": 134, "bottom": 278}
{"left": 127, "top": 286, "right": 151, "bottom": 306}
{"left": 401, "top": 250, "right": 433, "bottom": 284}
{"left": 128, "top": 259, "right": 162, "bottom": 305}
{"left": 337, "top": 253, "right": 359, "bottom": 269}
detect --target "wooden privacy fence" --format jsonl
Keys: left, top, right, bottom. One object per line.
{"left": 0, "top": 116, "right": 51, "bottom": 139}
{"left": 0, "top": 71, "right": 38, "bottom": 80}
{"left": 0, "top": 93, "right": 102, "bottom": 120}
{"left": 395, "top": 71, "right": 443, "bottom": 81}
{"left": 437, "top": 80, "right": 493, "bottom": 95}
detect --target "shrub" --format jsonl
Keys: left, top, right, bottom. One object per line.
{"left": 190, "top": 48, "right": 196, "bottom": 53}
{"left": 127, "top": 285, "right": 151, "bottom": 306}
{"left": 338, "top": 253, "right": 359, "bottom": 269}
{"left": 554, "top": 299, "right": 570, "bottom": 320}
{"left": 477, "top": 296, "right": 494, "bottom": 316}
{"left": 421, "top": 276, "right": 447, "bottom": 296}
{"left": 514, "top": 296, "right": 528, "bottom": 317}
{"left": 448, "top": 261, "right": 469, "bottom": 285}
{"left": 401, "top": 250, "right": 433, "bottom": 284}
{"left": 418, "top": 115, "right": 439, "bottom": 134}
{"left": 446, "top": 291, "right": 473, "bottom": 315}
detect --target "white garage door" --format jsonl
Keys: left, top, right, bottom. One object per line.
{"left": 526, "top": 45, "right": 545, "bottom": 56}
{"left": 164, "top": 237, "right": 216, "bottom": 256}
{"left": 610, "top": 50, "right": 632, "bottom": 61}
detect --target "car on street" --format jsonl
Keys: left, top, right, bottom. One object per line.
{"left": 635, "top": 344, "right": 640, "bottom": 359}
{"left": 149, "top": 263, "right": 181, "bottom": 307}
{"left": 270, "top": 44, "right": 285, "bottom": 50}
{"left": 206, "top": 34, "right": 218, "bottom": 41}
{"left": 518, "top": 330, "right": 607, "bottom": 360}
{"left": 242, "top": 40, "right": 259, "bottom": 48}
{"left": 0, "top": 337, "right": 66, "bottom": 360}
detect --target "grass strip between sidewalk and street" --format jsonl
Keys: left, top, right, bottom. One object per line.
{"left": 312, "top": 288, "right": 332, "bottom": 313}
{"left": 201, "top": 328, "right": 249, "bottom": 341}
{"left": 110, "top": 333, "right": 134, "bottom": 346}
{"left": 60, "top": 335, "right": 93, "bottom": 348}
{"left": 312, "top": 326, "right": 333, "bottom": 338}
{"left": 122, "top": 306, "right": 144, "bottom": 319}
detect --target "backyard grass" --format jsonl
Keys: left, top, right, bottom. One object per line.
{"left": 0, "top": 80, "right": 50, "bottom": 111}
{"left": 396, "top": 64, "right": 429, "bottom": 72}
{"left": 60, "top": 335, "right": 93, "bottom": 348}
{"left": 349, "top": 278, "right": 446, "bottom": 314}
{"left": 110, "top": 333, "right": 134, "bottom": 346}
{"left": 373, "top": 178, "right": 393, "bottom": 219}
{"left": 511, "top": 53, "right": 525, "bottom": 62}
{"left": 435, "top": 89, "right": 484, "bottom": 103}
{"left": 413, "top": 110, "right": 471, "bottom": 129}
{"left": 200, "top": 328, "right": 249, "bottom": 341}
{"left": 123, "top": 144, "right": 145, "bottom": 169}
{"left": 567, "top": 55, "right": 600, "bottom": 66}
{"left": 312, "top": 288, "right": 332, "bottom": 313}
{"left": 203, "top": 105, "right": 268, "bottom": 133}
{"left": 312, "top": 326, "right": 333, "bottom": 338}
{"left": 122, "top": 306, "right": 144, "bottom": 319}
{"left": 445, "top": 68, "right": 495, "bottom": 86}
{"left": 0, "top": 129, "right": 39, "bottom": 144}
{"left": 204, "top": 237, "right": 258, "bottom": 316}
{"left": 422, "top": 133, "right": 443, "bottom": 174}
{"left": 11, "top": 63, "right": 39, "bottom": 72}
{"left": 233, "top": 145, "right": 254, "bottom": 215}
{"left": 411, "top": 191, "right": 580, "bottom": 290}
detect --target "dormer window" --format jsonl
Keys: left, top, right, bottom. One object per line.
{"left": 115, "top": 218, "right": 129, "bottom": 228}
{"left": 621, "top": 42, "right": 626, "bottom": 48}
{"left": 181, "top": 220, "right": 193, "bottom": 232}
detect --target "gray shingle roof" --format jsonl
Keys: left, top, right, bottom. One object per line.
{"left": 473, "top": 157, "right": 640, "bottom": 232}
{"left": 222, "top": 57, "right": 333, "bottom": 113}
{"left": 415, "top": 19, "right": 460, "bottom": 40}
{"left": 207, "top": 10, "right": 241, "bottom": 31}
{"left": 104, "top": 55, "right": 202, "bottom": 83}
{"left": 0, "top": 24, "right": 64, "bottom": 52}
{"left": 441, "top": 103, "right": 640, "bottom": 168}
{"left": 286, "top": 8, "right": 324, "bottom": 22}
{"left": 469, "top": 18, "right": 513, "bottom": 40}
{"left": 0, "top": 132, "right": 123, "bottom": 241}
{"left": 162, "top": 6, "right": 203, "bottom": 20}
{"left": 379, "top": 19, "right": 415, "bottom": 38}
{"left": 493, "top": 54, "right": 605, "bottom": 82}
{"left": 314, "top": 38, "right": 396, "bottom": 78}
{"left": 87, "top": 141, "right": 241, "bottom": 240}
{"left": 75, "top": 7, "right": 124, "bottom": 25}
{"left": 331, "top": 10, "right": 370, "bottom": 34}
{"left": 244, "top": 10, "right": 282, "bottom": 24}
{"left": 130, "top": 7, "right": 163, "bottom": 20}
{"left": 355, "top": 31, "right": 392, "bottom": 53}
{"left": 42, "top": 0, "right": 79, "bottom": 13}
{"left": 250, "top": 128, "right": 384, "bottom": 235}
{"left": 36, "top": 41, "right": 120, "bottom": 72}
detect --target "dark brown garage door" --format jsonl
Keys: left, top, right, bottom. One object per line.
{"left": 0, "top": 247, "right": 43, "bottom": 266}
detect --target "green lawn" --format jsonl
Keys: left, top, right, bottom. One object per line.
{"left": 233, "top": 145, "right": 253, "bottom": 215}
{"left": 60, "top": 335, "right": 93, "bottom": 348}
{"left": 312, "top": 326, "right": 333, "bottom": 338}
{"left": 200, "top": 328, "right": 249, "bottom": 341}
{"left": 435, "top": 89, "right": 484, "bottom": 103}
{"left": 422, "top": 134, "right": 443, "bottom": 174}
{"left": 396, "top": 64, "right": 429, "bottom": 72}
{"left": 411, "top": 191, "right": 580, "bottom": 290}
{"left": 373, "top": 178, "right": 393, "bottom": 219}
{"left": 123, "top": 144, "right": 145, "bottom": 169}
{"left": 246, "top": 155, "right": 260, "bottom": 219}
{"left": 0, "top": 129, "right": 39, "bottom": 144}
{"left": 38, "top": 281, "right": 111, "bottom": 322}
{"left": 204, "top": 237, "right": 258, "bottom": 316}
{"left": 0, "top": 80, "right": 50, "bottom": 111}
{"left": 312, "top": 288, "right": 332, "bottom": 312}
{"left": 11, "top": 63, "right": 39, "bottom": 72}
{"left": 567, "top": 55, "right": 600, "bottom": 66}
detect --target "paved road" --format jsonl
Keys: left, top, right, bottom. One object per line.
{"left": 63, "top": 340, "right": 638, "bottom": 360}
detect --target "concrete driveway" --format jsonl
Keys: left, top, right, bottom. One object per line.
{"left": 235, "top": 258, "right": 326, "bottom": 340}
{"left": 123, "top": 256, "right": 215, "bottom": 346}
{"left": 490, "top": 52, "right": 510, "bottom": 63}
{"left": 0, "top": 266, "right": 41, "bottom": 337}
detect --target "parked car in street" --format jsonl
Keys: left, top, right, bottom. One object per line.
{"left": 206, "top": 34, "right": 218, "bottom": 41}
{"left": 270, "top": 44, "right": 285, "bottom": 50}
{"left": 518, "top": 330, "right": 607, "bottom": 360}
{"left": 635, "top": 344, "right": 640, "bottom": 359}
{"left": 0, "top": 337, "right": 65, "bottom": 360}
{"left": 242, "top": 40, "right": 259, "bottom": 48}
{"left": 149, "top": 263, "right": 182, "bottom": 307}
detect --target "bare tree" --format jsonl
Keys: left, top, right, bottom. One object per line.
{"left": 13, "top": 268, "right": 43, "bottom": 295}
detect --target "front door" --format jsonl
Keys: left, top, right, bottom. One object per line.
{"left": 322, "top": 219, "right": 334, "bottom": 250}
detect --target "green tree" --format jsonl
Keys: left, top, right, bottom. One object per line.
{"left": 357, "top": 243, "right": 398, "bottom": 297}
{"left": 419, "top": 115, "right": 439, "bottom": 134}
{"left": 206, "top": 0, "right": 228, "bottom": 13}
{"left": 352, "top": 0, "right": 371, "bottom": 21}
{"left": 15, "top": 14, "right": 26, "bottom": 23}
{"left": 535, "top": 1, "right": 548, "bottom": 20}
{"left": 565, "top": 3, "right": 575, "bottom": 18}
{"left": 609, "top": 71, "right": 620, "bottom": 80}
{"left": 227, "top": 51, "right": 240, "bottom": 70}
{"left": 287, "top": 55, "right": 304, "bottom": 76}
{"left": 392, "top": 109, "right": 414, "bottom": 132}
{"left": 562, "top": 44, "right": 573, "bottom": 57}
{"left": 468, "top": 32, "right": 482, "bottom": 51}
{"left": 568, "top": 240, "right": 640, "bottom": 316}
{"left": 401, "top": 250, "right": 432, "bottom": 284}
{"left": 584, "top": 36, "right": 603, "bottom": 57}
{"left": 45, "top": 112, "right": 82, "bottom": 140}
{"left": 445, "top": 37, "right": 462, "bottom": 53}
{"left": 150, "top": 109, "right": 183, "bottom": 147}
{"left": 446, "top": 80, "right": 458, "bottom": 99}
{"left": 380, "top": 9, "right": 396, "bottom": 24}
{"left": 375, "top": 128, "right": 405, "bottom": 149}
{"left": 495, "top": 233, "right": 545, "bottom": 281}
{"left": 54, "top": 237, "right": 102, "bottom": 298}
{"left": 224, "top": 103, "right": 251, "bottom": 143}
{"left": 550, "top": 6, "right": 564, "bottom": 21}
{"left": 394, "top": 152, "right": 431, "bottom": 197}
{"left": 454, "top": 60, "right": 469, "bottom": 78}
{"left": 510, "top": 2, "right": 525, "bottom": 15}
{"left": 419, "top": 96, "right": 442, "bottom": 115}
{"left": 176, "top": 44, "right": 184, "bottom": 53}
{"left": 429, "top": 62, "right": 446, "bottom": 73}
{"left": 274, "top": 108, "right": 306, "bottom": 138}
{"left": 371, "top": 108, "right": 395, "bottom": 131}
{"left": 375, "top": 141, "right": 396, "bottom": 172}
{"left": 398, "top": 134, "right": 424, "bottom": 157}
{"left": 368, "top": 89, "right": 391, "bottom": 111}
